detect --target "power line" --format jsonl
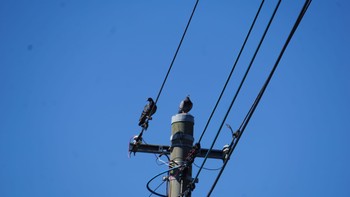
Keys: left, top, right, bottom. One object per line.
{"left": 146, "top": 166, "right": 182, "bottom": 197}
{"left": 197, "top": 0, "right": 265, "bottom": 144}
{"left": 132, "top": 1, "right": 312, "bottom": 196}
{"left": 148, "top": 180, "right": 166, "bottom": 197}
{"left": 154, "top": 0, "right": 199, "bottom": 105}
{"left": 206, "top": 0, "right": 312, "bottom": 195}
{"left": 133, "top": 0, "right": 200, "bottom": 147}
{"left": 192, "top": 0, "right": 281, "bottom": 189}
{"left": 193, "top": 162, "right": 222, "bottom": 171}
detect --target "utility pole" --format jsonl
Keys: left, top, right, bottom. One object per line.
{"left": 129, "top": 113, "right": 228, "bottom": 196}
{"left": 169, "top": 113, "right": 194, "bottom": 197}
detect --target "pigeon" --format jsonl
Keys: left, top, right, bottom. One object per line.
{"left": 138, "top": 97, "right": 157, "bottom": 129}
{"left": 178, "top": 95, "right": 193, "bottom": 114}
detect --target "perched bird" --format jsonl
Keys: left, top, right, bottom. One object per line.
{"left": 178, "top": 95, "right": 193, "bottom": 114}
{"left": 138, "top": 97, "right": 157, "bottom": 129}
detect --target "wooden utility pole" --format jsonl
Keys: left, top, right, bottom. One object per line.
{"left": 129, "top": 113, "right": 227, "bottom": 197}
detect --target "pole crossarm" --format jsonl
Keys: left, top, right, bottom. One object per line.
{"left": 129, "top": 143, "right": 225, "bottom": 160}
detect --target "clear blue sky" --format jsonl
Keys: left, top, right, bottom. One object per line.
{"left": 1, "top": 0, "right": 349, "bottom": 196}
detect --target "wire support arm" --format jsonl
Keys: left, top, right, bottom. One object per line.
{"left": 129, "top": 143, "right": 225, "bottom": 160}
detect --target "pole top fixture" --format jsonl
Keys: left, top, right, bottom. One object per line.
{"left": 171, "top": 113, "right": 194, "bottom": 124}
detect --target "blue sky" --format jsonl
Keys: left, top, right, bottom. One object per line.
{"left": 1, "top": 0, "right": 349, "bottom": 196}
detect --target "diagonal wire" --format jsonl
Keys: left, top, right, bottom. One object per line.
{"left": 135, "top": 0, "right": 199, "bottom": 143}
{"left": 154, "top": 0, "right": 199, "bottom": 105}
{"left": 197, "top": 0, "right": 265, "bottom": 144}
{"left": 192, "top": 0, "right": 281, "bottom": 189}
{"left": 206, "top": 0, "right": 312, "bottom": 196}
{"left": 148, "top": 180, "right": 166, "bottom": 197}
{"left": 239, "top": 0, "right": 312, "bottom": 151}
{"left": 147, "top": 166, "right": 182, "bottom": 197}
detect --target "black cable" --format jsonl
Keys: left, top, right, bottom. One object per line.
{"left": 239, "top": 0, "right": 312, "bottom": 132}
{"left": 239, "top": 0, "right": 312, "bottom": 134}
{"left": 207, "top": 1, "right": 312, "bottom": 195}
{"left": 137, "top": 0, "right": 199, "bottom": 141}
{"left": 193, "top": 162, "right": 222, "bottom": 171}
{"left": 149, "top": 181, "right": 166, "bottom": 197}
{"left": 197, "top": 0, "right": 265, "bottom": 144}
{"left": 206, "top": 129, "right": 239, "bottom": 197}
{"left": 193, "top": 0, "right": 281, "bottom": 188}
{"left": 147, "top": 166, "right": 182, "bottom": 197}
{"left": 154, "top": 0, "right": 199, "bottom": 105}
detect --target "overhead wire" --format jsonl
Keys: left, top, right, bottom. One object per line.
{"left": 148, "top": 181, "right": 166, "bottom": 197}
{"left": 135, "top": 0, "right": 200, "bottom": 144}
{"left": 154, "top": 0, "right": 199, "bottom": 105}
{"left": 193, "top": 162, "right": 222, "bottom": 171}
{"left": 146, "top": 166, "right": 182, "bottom": 197}
{"left": 144, "top": 0, "right": 199, "bottom": 189}
{"left": 135, "top": 0, "right": 312, "bottom": 195}
{"left": 206, "top": 0, "right": 312, "bottom": 196}
{"left": 192, "top": 0, "right": 281, "bottom": 189}
{"left": 197, "top": 0, "right": 265, "bottom": 144}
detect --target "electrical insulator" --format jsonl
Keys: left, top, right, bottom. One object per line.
{"left": 133, "top": 135, "right": 142, "bottom": 145}
{"left": 222, "top": 144, "right": 230, "bottom": 161}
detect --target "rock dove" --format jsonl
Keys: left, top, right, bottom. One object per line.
{"left": 178, "top": 95, "right": 193, "bottom": 114}
{"left": 138, "top": 97, "right": 157, "bottom": 129}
